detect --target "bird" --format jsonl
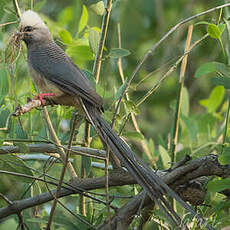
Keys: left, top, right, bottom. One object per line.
{"left": 16, "top": 10, "right": 209, "bottom": 228}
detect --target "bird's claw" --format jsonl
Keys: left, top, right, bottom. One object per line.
{"left": 33, "top": 93, "right": 56, "bottom": 106}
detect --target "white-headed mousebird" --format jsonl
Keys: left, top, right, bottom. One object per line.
{"left": 16, "top": 10, "right": 209, "bottom": 228}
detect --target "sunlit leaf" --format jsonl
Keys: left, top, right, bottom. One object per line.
{"left": 78, "top": 5, "right": 88, "bottom": 33}
{"left": 199, "top": 86, "right": 225, "bottom": 113}
{"left": 59, "top": 29, "right": 72, "bottom": 44}
{"left": 66, "top": 45, "right": 94, "bottom": 62}
{"left": 207, "top": 23, "right": 221, "bottom": 40}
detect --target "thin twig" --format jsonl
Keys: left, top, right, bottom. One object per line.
{"left": 136, "top": 33, "right": 209, "bottom": 107}
{"left": 46, "top": 113, "right": 78, "bottom": 229}
{"left": 113, "top": 3, "right": 230, "bottom": 125}
{"left": 170, "top": 25, "right": 193, "bottom": 166}
{"left": 0, "top": 20, "right": 18, "bottom": 27}
{"left": 42, "top": 107, "right": 77, "bottom": 178}
{"left": 92, "top": 0, "right": 113, "bottom": 83}
{"left": 115, "top": 22, "right": 153, "bottom": 162}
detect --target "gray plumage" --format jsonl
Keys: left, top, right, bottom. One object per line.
{"left": 17, "top": 10, "right": 212, "bottom": 229}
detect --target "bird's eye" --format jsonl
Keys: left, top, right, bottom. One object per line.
{"left": 24, "top": 26, "right": 33, "bottom": 32}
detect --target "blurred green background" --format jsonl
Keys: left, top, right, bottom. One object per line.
{"left": 1, "top": 0, "right": 230, "bottom": 229}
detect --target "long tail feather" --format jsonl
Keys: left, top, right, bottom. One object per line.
{"left": 81, "top": 99, "right": 213, "bottom": 229}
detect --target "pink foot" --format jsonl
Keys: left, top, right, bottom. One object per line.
{"left": 33, "top": 93, "right": 56, "bottom": 106}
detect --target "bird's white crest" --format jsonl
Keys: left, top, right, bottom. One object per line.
{"left": 20, "top": 10, "right": 47, "bottom": 29}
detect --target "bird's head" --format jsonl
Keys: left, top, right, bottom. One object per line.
{"left": 18, "top": 10, "right": 52, "bottom": 46}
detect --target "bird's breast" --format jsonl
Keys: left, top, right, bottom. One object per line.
{"left": 28, "top": 63, "right": 63, "bottom": 97}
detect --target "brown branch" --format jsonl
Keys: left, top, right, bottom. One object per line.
{"left": 42, "top": 107, "right": 78, "bottom": 179}
{"left": 98, "top": 155, "right": 227, "bottom": 229}
{"left": 46, "top": 113, "right": 78, "bottom": 229}
{"left": 0, "top": 143, "right": 106, "bottom": 159}
{"left": 0, "top": 154, "right": 229, "bottom": 226}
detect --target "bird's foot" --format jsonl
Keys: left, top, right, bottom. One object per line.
{"left": 33, "top": 93, "right": 56, "bottom": 106}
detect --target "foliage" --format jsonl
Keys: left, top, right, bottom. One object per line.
{"left": 1, "top": 0, "right": 230, "bottom": 229}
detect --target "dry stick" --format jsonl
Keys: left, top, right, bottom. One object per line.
{"left": 112, "top": 2, "right": 230, "bottom": 125}
{"left": 0, "top": 20, "right": 18, "bottom": 27}
{"left": 169, "top": 25, "right": 193, "bottom": 213}
{"left": 116, "top": 23, "right": 153, "bottom": 162}
{"left": 171, "top": 25, "right": 193, "bottom": 166}
{"left": 92, "top": 0, "right": 113, "bottom": 83}
{"left": 13, "top": 0, "right": 21, "bottom": 18}
{"left": 42, "top": 107, "right": 77, "bottom": 179}
{"left": 91, "top": 0, "right": 120, "bottom": 168}
{"left": 91, "top": 1, "right": 118, "bottom": 226}
{"left": 46, "top": 114, "right": 79, "bottom": 230}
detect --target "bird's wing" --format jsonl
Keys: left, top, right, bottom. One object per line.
{"left": 29, "top": 42, "right": 103, "bottom": 109}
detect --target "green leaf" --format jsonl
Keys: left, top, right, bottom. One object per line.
{"left": 211, "top": 76, "right": 230, "bottom": 89}
{"left": 207, "top": 178, "right": 230, "bottom": 192}
{"left": 59, "top": 30, "right": 72, "bottom": 44}
{"left": 96, "top": 84, "right": 113, "bottom": 98}
{"left": 219, "top": 147, "right": 230, "bottom": 164}
{"left": 114, "top": 79, "right": 127, "bottom": 101}
{"left": 78, "top": 5, "right": 88, "bottom": 34}
{"left": 158, "top": 145, "right": 171, "bottom": 169}
{"left": 0, "top": 65, "right": 9, "bottom": 99}
{"left": 90, "top": 1, "right": 105, "bottom": 16}
{"left": 182, "top": 115, "right": 198, "bottom": 142}
{"left": 122, "top": 131, "right": 144, "bottom": 140}
{"left": 108, "top": 48, "right": 131, "bottom": 58}
{"left": 218, "top": 23, "right": 226, "bottom": 35}
{"left": 199, "top": 86, "right": 225, "bottom": 113}
{"left": 181, "top": 87, "right": 189, "bottom": 116}
{"left": 194, "top": 62, "right": 216, "bottom": 78}
{"left": 124, "top": 100, "right": 140, "bottom": 115}
{"left": 89, "top": 28, "right": 100, "bottom": 54}
{"left": 213, "top": 62, "right": 230, "bottom": 77}
{"left": 66, "top": 45, "right": 94, "bottom": 62}
{"left": 207, "top": 23, "right": 221, "bottom": 40}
